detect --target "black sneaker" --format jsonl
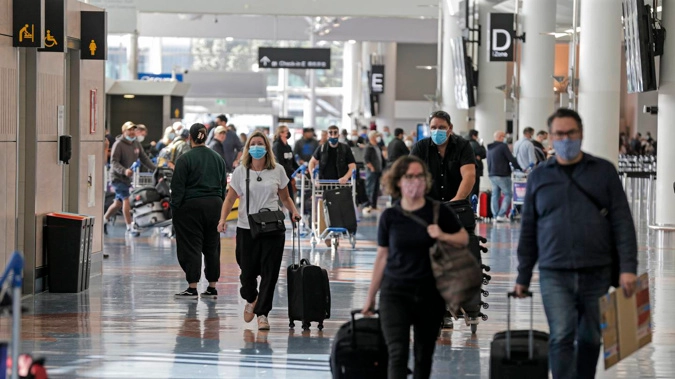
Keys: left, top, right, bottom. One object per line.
{"left": 174, "top": 288, "right": 198, "bottom": 299}
{"left": 200, "top": 287, "right": 218, "bottom": 299}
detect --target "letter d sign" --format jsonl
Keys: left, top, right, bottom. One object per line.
{"left": 489, "top": 13, "right": 515, "bottom": 62}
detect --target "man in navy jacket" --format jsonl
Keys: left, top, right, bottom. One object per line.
{"left": 513, "top": 108, "right": 638, "bottom": 379}
{"left": 487, "top": 130, "right": 520, "bottom": 221}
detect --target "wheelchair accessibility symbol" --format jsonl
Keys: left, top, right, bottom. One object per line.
{"left": 44, "top": 30, "right": 57, "bottom": 48}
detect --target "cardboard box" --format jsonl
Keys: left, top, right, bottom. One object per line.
{"left": 600, "top": 272, "right": 652, "bottom": 369}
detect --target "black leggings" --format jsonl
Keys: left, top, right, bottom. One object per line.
{"left": 173, "top": 197, "right": 223, "bottom": 284}
{"left": 379, "top": 277, "right": 445, "bottom": 379}
{"left": 235, "top": 228, "right": 285, "bottom": 317}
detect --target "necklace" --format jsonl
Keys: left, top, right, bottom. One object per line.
{"left": 253, "top": 169, "right": 263, "bottom": 182}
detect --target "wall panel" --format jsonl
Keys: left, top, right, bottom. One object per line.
{"left": 0, "top": 0, "right": 10, "bottom": 37}
{"left": 0, "top": 142, "right": 17, "bottom": 267}
{"left": 80, "top": 60, "right": 105, "bottom": 142}
{"left": 0, "top": 38, "right": 17, "bottom": 141}
{"left": 34, "top": 143, "right": 63, "bottom": 267}
{"left": 37, "top": 56, "right": 65, "bottom": 141}
{"left": 78, "top": 142, "right": 103, "bottom": 254}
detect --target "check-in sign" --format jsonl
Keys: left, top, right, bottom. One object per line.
{"left": 13, "top": 0, "right": 45, "bottom": 48}
{"left": 489, "top": 13, "right": 515, "bottom": 62}
{"left": 258, "top": 47, "right": 331, "bottom": 70}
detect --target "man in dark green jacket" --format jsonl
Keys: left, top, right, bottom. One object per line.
{"left": 171, "top": 123, "right": 228, "bottom": 299}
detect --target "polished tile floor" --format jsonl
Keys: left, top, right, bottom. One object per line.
{"left": 4, "top": 200, "right": 674, "bottom": 378}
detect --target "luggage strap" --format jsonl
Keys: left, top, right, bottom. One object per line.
{"left": 506, "top": 291, "right": 534, "bottom": 360}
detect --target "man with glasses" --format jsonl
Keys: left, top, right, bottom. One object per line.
{"left": 514, "top": 108, "right": 638, "bottom": 379}
{"left": 308, "top": 125, "right": 357, "bottom": 183}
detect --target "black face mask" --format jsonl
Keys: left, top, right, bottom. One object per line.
{"left": 286, "top": 132, "right": 291, "bottom": 139}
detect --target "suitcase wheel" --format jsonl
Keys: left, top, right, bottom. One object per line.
{"left": 482, "top": 264, "right": 491, "bottom": 272}
{"left": 480, "top": 313, "right": 489, "bottom": 322}
{"left": 480, "top": 301, "right": 489, "bottom": 309}
{"left": 318, "top": 322, "right": 324, "bottom": 331}
{"left": 480, "top": 246, "right": 489, "bottom": 253}
{"left": 471, "top": 324, "right": 478, "bottom": 334}
{"left": 482, "top": 289, "right": 489, "bottom": 297}
{"left": 478, "top": 236, "right": 487, "bottom": 244}
{"left": 302, "top": 322, "right": 311, "bottom": 331}
{"left": 483, "top": 278, "right": 490, "bottom": 286}
{"left": 289, "top": 321, "right": 295, "bottom": 329}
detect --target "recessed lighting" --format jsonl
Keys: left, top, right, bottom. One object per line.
{"left": 123, "top": 94, "right": 135, "bottom": 99}
{"left": 348, "top": 39, "right": 356, "bottom": 44}
{"left": 225, "top": 37, "right": 234, "bottom": 42}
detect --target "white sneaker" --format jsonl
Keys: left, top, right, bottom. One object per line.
{"left": 257, "top": 315, "right": 270, "bottom": 330}
{"left": 244, "top": 298, "right": 257, "bottom": 323}
{"left": 496, "top": 216, "right": 509, "bottom": 223}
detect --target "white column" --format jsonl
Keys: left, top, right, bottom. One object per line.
{"left": 519, "top": 0, "right": 556, "bottom": 132}
{"left": 362, "top": 42, "right": 397, "bottom": 129}
{"left": 476, "top": 1, "right": 506, "bottom": 142}
{"left": 341, "top": 41, "right": 362, "bottom": 130}
{"left": 655, "top": 2, "right": 675, "bottom": 226}
{"left": 441, "top": 10, "right": 468, "bottom": 131}
{"left": 305, "top": 32, "right": 317, "bottom": 128}
{"left": 577, "top": 0, "right": 621, "bottom": 166}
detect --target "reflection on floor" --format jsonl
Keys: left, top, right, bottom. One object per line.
{"left": 3, "top": 209, "right": 673, "bottom": 378}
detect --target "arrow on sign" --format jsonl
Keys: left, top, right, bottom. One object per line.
{"left": 260, "top": 56, "right": 271, "bottom": 66}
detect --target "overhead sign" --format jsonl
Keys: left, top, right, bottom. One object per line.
{"left": 38, "top": 0, "right": 65, "bottom": 53}
{"left": 258, "top": 47, "right": 331, "bottom": 70}
{"left": 80, "top": 11, "right": 107, "bottom": 60}
{"left": 489, "top": 13, "right": 515, "bottom": 62}
{"left": 137, "top": 72, "right": 184, "bottom": 82}
{"left": 170, "top": 96, "right": 183, "bottom": 119}
{"left": 370, "top": 65, "right": 385, "bottom": 94}
{"left": 13, "top": 0, "right": 44, "bottom": 48}
{"left": 277, "top": 116, "right": 295, "bottom": 124}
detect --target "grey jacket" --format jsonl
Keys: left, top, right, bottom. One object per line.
{"left": 109, "top": 135, "right": 156, "bottom": 185}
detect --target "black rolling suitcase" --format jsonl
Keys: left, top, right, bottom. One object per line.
{"left": 447, "top": 199, "right": 476, "bottom": 233}
{"left": 323, "top": 188, "right": 357, "bottom": 234}
{"left": 330, "top": 310, "right": 388, "bottom": 379}
{"left": 287, "top": 222, "right": 331, "bottom": 330}
{"left": 490, "top": 292, "right": 549, "bottom": 379}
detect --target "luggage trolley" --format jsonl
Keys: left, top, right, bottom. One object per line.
{"left": 510, "top": 171, "right": 529, "bottom": 220}
{"left": 310, "top": 168, "right": 358, "bottom": 251}
{"left": 131, "top": 161, "right": 174, "bottom": 236}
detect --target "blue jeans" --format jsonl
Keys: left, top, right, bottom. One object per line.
{"left": 539, "top": 267, "right": 611, "bottom": 379}
{"left": 489, "top": 176, "right": 512, "bottom": 217}
{"left": 111, "top": 181, "right": 131, "bottom": 201}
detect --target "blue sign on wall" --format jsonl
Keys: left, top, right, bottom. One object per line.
{"left": 137, "top": 73, "right": 183, "bottom": 82}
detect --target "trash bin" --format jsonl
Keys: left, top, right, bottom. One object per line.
{"left": 44, "top": 213, "right": 95, "bottom": 293}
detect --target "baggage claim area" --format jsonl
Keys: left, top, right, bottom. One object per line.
{"left": 3, "top": 0, "right": 675, "bottom": 378}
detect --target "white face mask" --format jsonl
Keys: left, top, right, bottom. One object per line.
{"left": 404, "top": 140, "right": 413, "bottom": 148}
{"left": 137, "top": 135, "right": 145, "bottom": 143}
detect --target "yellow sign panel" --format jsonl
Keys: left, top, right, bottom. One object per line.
{"left": 19, "top": 24, "right": 35, "bottom": 43}
{"left": 174, "top": 108, "right": 180, "bottom": 118}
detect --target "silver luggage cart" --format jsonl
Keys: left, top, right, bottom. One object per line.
{"left": 309, "top": 168, "right": 357, "bottom": 251}
{"left": 510, "top": 171, "right": 529, "bottom": 220}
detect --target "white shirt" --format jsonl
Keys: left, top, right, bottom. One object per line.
{"left": 228, "top": 164, "right": 290, "bottom": 229}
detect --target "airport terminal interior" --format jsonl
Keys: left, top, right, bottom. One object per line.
{"left": 1, "top": 0, "right": 675, "bottom": 378}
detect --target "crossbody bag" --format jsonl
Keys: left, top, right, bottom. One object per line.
{"left": 246, "top": 168, "right": 286, "bottom": 239}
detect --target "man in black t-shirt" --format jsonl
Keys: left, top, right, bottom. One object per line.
{"left": 410, "top": 111, "right": 476, "bottom": 202}
{"left": 308, "top": 125, "right": 356, "bottom": 183}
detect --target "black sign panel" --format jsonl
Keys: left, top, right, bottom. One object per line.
{"left": 489, "top": 13, "right": 515, "bottom": 62}
{"left": 277, "top": 116, "right": 295, "bottom": 124}
{"left": 369, "top": 65, "right": 385, "bottom": 94}
{"left": 38, "top": 0, "right": 65, "bottom": 53}
{"left": 170, "top": 96, "right": 183, "bottom": 119}
{"left": 81, "top": 11, "right": 107, "bottom": 60}
{"left": 258, "top": 47, "right": 331, "bottom": 70}
{"left": 13, "top": 0, "right": 44, "bottom": 48}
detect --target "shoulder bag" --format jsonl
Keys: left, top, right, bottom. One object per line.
{"left": 246, "top": 168, "right": 286, "bottom": 239}
{"left": 397, "top": 200, "right": 482, "bottom": 314}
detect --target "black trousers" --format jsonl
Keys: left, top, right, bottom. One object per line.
{"left": 173, "top": 197, "right": 223, "bottom": 284}
{"left": 379, "top": 277, "right": 445, "bottom": 379}
{"left": 235, "top": 227, "right": 285, "bottom": 317}
{"left": 471, "top": 176, "right": 481, "bottom": 200}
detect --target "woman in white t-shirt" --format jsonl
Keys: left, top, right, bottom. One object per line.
{"left": 218, "top": 130, "right": 301, "bottom": 331}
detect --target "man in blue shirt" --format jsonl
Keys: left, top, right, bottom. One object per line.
{"left": 487, "top": 130, "right": 520, "bottom": 222}
{"left": 513, "top": 108, "right": 638, "bottom": 379}
{"left": 513, "top": 127, "right": 537, "bottom": 170}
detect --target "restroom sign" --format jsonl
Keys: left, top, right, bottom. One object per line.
{"left": 80, "top": 11, "right": 107, "bottom": 60}
{"left": 489, "top": 13, "right": 515, "bottom": 62}
{"left": 13, "top": 0, "right": 44, "bottom": 48}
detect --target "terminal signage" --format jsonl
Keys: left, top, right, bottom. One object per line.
{"left": 13, "top": 0, "right": 44, "bottom": 48}
{"left": 39, "top": 0, "right": 66, "bottom": 53}
{"left": 489, "top": 13, "right": 515, "bottom": 62}
{"left": 258, "top": 47, "right": 331, "bottom": 70}
{"left": 170, "top": 96, "right": 183, "bottom": 119}
{"left": 370, "top": 65, "right": 385, "bottom": 94}
{"left": 80, "top": 11, "right": 107, "bottom": 60}
{"left": 138, "top": 73, "right": 184, "bottom": 82}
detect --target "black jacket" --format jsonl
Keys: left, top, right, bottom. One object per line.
{"left": 387, "top": 138, "right": 410, "bottom": 165}
{"left": 273, "top": 139, "right": 297, "bottom": 180}
{"left": 487, "top": 141, "right": 520, "bottom": 176}
{"left": 468, "top": 139, "right": 486, "bottom": 176}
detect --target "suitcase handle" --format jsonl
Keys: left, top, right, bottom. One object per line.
{"left": 350, "top": 309, "right": 380, "bottom": 348}
{"left": 506, "top": 291, "right": 534, "bottom": 361}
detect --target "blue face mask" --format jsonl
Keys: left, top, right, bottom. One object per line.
{"left": 328, "top": 137, "right": 339, "bottom": 145}
{"left": 168, "top": 133, "right": 176, "bottom": 141}
{"left": 553, "top": 138, "right": 582, "bottom": 161}
{"left": 430, "top": 129, "right": 448, "bottom": 145}
{"left": 249, "top": 145, "right": 267, "bottom": 160}
{"left": 125, "top": 135, "right": 136, "bottom": 142}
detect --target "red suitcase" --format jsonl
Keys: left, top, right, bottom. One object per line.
{"left": 479, "top": 191, "right": 492, "bottom": 219}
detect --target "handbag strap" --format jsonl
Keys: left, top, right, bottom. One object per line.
{"left": 561, "top": 167, "right": 608, "bottom": 217}
{"left": 396, "top": 200, "right": 440, "bottom": 229}
{"left": 246, "top": 168, "right": 250, "bottom": 216}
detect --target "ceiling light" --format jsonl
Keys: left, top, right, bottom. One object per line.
{"left": 541, "top": 32, "right": 570, "bottom": 38}
{"left": 123, "top": 94, "right": 135, "bottom": 99}
{"left": 565, "top": 27, "right": 581, "bottom": 33}
{"left": 333, "top": 22, "right": 340, "bottom": 27}
{"left": 657, "top": 6, "right": 662, "bottom": 12}
{"left": 225, "top": 37, "right": 234, "bottom": 42}
{"left": 348, "top": 39, "right": 356, "bottom": 44}
{"left": 416, "top": 65, "right": 437, "bottom": 70}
